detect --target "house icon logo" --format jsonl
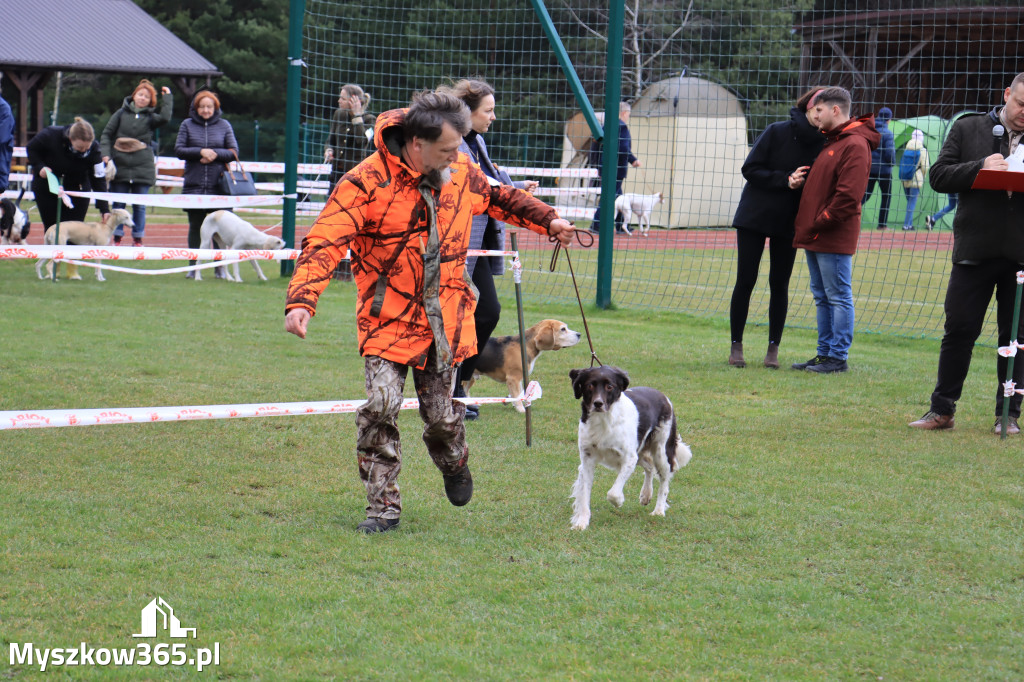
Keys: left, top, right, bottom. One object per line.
{"left": 132, "top": 598, "right": 197, "bottom": 639}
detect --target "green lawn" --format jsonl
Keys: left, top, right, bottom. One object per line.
{"left": 1, "top": 259, "right": 1021, "bottom": 680}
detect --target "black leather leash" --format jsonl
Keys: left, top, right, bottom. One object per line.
{"left": 549, "top": 229, "right": 603, "bottom": 368}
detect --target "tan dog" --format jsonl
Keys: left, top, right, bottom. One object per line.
{"left": 35, "top": 209, "right": 134, "bottom": 281}
{"left": 465, "top": 319, "right": 582, "bottom": 412}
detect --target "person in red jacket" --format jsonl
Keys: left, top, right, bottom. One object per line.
{"left": 284, "top": 91, "right": 574, "bottom": 534}
{"left": 791, "top": 87, "right": 880, "bottom": 374}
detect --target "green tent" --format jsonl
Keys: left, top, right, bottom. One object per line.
{"left": 861, "top": 115, "right": 953, "bottom": 230}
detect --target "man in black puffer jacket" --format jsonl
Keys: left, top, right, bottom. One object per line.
{"left": 911, "top": 72, "right": 1024, "bottom": 434}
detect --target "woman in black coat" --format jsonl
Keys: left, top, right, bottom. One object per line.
{"left": 174, "top": 89, "right": 238, "bottom": 274}
{"left": 27, "top": 117, "right": 110, "bottom": 229}
{"left": 728, "top": 87, "right": 827, "bottom": 369}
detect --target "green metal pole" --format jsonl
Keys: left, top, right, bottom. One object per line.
{"left": 281, "top": 0, "right": 305, "bottom": 276}
{"left": 999, "top": 271, "right": 1024, "bottom": 440}
{"left": 595, "top": 0, "right": 625, "bottom": 309}
{"left": 528, "top": 0, "right": 603, "bottom": 141}
{"left": 52, "top": 175, "right": 62, "bottom": 283}
{"left": 253, "top": 120, "right": 260, "bottom": 162}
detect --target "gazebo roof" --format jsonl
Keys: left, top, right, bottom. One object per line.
{"left": 0, "top": 0, "right": 220, "bottom": 77}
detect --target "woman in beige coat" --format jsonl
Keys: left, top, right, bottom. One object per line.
{"left": 901, "top": 129, "right": 930, "bottom": 230}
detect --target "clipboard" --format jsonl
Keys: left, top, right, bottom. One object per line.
{"left": 972, "top": 169, "right": 1024, "bottom": 191}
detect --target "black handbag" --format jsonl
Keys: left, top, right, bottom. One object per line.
{"left": 218, "top": 150, "right": 257, "bottom": 196}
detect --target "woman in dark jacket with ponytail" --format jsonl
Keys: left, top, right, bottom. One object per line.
{"left": 174, "top": 89, "right": 238, "bottom": 274}
{"left": 27, "top": 117, "right": 110, "bottom": 229}
{"left": 727, "top": 86, "right": 828, "bottom": 369}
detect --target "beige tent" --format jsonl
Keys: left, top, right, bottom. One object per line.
{"left": 560, "top": 75, "right": 748, "bottom": 228}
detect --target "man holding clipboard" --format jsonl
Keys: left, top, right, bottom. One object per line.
{"left": 910, "top": 72, "right": 1024, "bottom": 434}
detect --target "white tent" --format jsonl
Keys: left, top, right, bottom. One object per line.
{"left": 561, "top": 75, "right": 748, "bottom": 228}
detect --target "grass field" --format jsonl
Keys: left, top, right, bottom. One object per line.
{"left": 1, "top": 255, "right": 1022, "bottom": 680}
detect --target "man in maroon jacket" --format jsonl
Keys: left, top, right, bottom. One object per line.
{"left": 791, "top": 87, "right": 880, "bottom": 374}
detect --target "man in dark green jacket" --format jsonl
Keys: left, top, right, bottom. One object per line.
{"left": 910, "top": 72, "right": 1024, "bottom": 434}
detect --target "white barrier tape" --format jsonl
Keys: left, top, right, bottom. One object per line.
{"left": 1017, "top": 270, "right": 1024, "bottom": 285}
{"left": 64, "top": 191, "right": 289, "bottom": 209}
{"left": 997, "top": 340, "right": 1021, "bottom": 358}
{"left": 0, "top": 381, "right": 542, "bottom": 430}
{"left": 512, "top": 253, "right": 523, "bottom": 284}
{"left": 2, "top": 245, "right": 301, "bottom": 261}
{"left": 60, "top": 258, "right": 245, "bottom": 276}
{"left": 1, "top": 246, "right": 513, "bottom": 261}
{"left": 1002, "top": 380, "right": 1024, "bottom": 398}
{"left": 57, "top": 187, "right": 74, "bottom": 209}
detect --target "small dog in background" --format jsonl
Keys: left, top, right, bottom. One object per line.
{"left": 615, "top": 192, "right": 664, "bottom": 236}
{"left": 0, "top": 198, "right": 29, "bottom": 245}
{"left": 35, "top": 209, "right": 134, "bottom": 281}
{"left": 568, "top": 365, "right": 692, "bottom": 530}
{"left": 464, "top": 319, "right": 581, "bottom": 412}
{"left": 196, "top": 211, "right": 286, "bottom": 282}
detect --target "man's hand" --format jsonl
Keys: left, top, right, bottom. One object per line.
{"left": 161, "top": 86, "right": 171, "bottom": 95}
{"left": 285, "top": 308, "right": 311, "bottom": 339}
{"left": 548, "top": 218, "right": 575, "bottom": 247}
{"left": 631, "top": 159, "right": 642, "bottom": 169}
{"left": 523, "top": 180, "right": 539, "bottom": 194}
{"left": 983, "top": 153, "right": 1009, "bottom": 171}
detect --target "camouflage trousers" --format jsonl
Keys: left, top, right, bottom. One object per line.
{"left": 355, "top": 345, "right": 468, "bottom": 520}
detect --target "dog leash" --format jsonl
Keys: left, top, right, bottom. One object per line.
{"left": 549, "top": 231, "right": 603, "bottom": 368}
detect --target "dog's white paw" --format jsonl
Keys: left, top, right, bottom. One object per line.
{"left": 607, "top": 490, "right": 625, "bottom": 508}
{"left": 69, "top": 274, "right": 82, "bottom": 281}
{"left": 513, "top": 399, "right": 526, "bottom": 413}
{"left": 651, "top": 502, "right": 669, "bottom": 516}
{"left": 570, "top": 515, "right": 590, "bottom": 530}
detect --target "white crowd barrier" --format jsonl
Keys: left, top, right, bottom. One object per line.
{"left": 0, "top": 245, "right": 513, "bottom": 262}
{"left": 0, "top": 382, "right": 542, "bottom": 430}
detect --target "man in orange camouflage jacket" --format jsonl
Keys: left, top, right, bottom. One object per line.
{"left": 285, "top": 91, "right": 574, "bottom": 533}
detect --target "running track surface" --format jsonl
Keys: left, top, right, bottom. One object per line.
{"left": 19, "top": 222, "right": 954, "bottom": 252}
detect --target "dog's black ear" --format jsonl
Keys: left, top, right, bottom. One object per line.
{"left": 610, "top": 366, "right": 630, "bottom": 391}
{"left": 569, "top": 368, "right": 585, "bottom": 399}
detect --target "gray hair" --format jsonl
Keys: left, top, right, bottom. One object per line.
{"left": 405, "top": 90, "right": 471, "bottom": 141}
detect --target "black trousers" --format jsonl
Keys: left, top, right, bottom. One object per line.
{"left": 729, "top": 227, "right": 798, "bottom": 345}
{"left": 931, "top": 259, "right": 1024, "bottom": 418}
{"left": 459, "top": 256, "right": 501, "bottom": 382}
{"left": 862, "top": 173, "right": 892, "bottom": 227}
{"left": 33, "top": 180, "right": 92, "bottom": 228}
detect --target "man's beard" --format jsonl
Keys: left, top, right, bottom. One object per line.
{"left": 423, "top": 167, "right": 452, "bottom": 189}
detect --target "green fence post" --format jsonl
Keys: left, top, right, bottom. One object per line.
{"left": 281, "top": 0, "right": 305, "bottom": 276}
{"left": 1000, "top": 271, "right": 1024, "bottom": 440}
{"left": 253, "top": 120, "right": 260, "bottom": 162}
{"left": 595, "top": 0, "right": 625, "bottom": 309}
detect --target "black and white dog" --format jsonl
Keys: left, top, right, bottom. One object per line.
{"left": 568, "top": 366, "right": 692, "bottom": 530}
{"left": 0, "top": 198, "right": 29, "bottom": 245}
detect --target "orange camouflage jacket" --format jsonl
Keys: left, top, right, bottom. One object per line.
{"left": 285, "top": 108, "right": 559, "bottom": 369}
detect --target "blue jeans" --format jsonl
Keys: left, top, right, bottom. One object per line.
{"left": 108, "top": 181, "right": 150, "bottom": 238}
{"left": 903, "top": 185, "right": 919, "bottom": 228}
{"left": 931, "top": 193, "right": 958, "bottom": 222}
{"left": 805, "top": 251, "right": 854, "bottom": 361}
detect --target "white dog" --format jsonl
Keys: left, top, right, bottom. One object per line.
{"left": 196, "top": 211, "right": 286, "bottom": 282}
{"left": 568, "top": 365, "right": 692, "bottom": 530}
{"left": 614, "top": 192, "right": 664, "bottom": 236}
{"left": 35, "top": 209, "right": 134, "bottom": 281}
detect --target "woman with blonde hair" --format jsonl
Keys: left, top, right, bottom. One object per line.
{"left": 100, "top": 79, "right": 173, "bottom": 246}
{"left": 27, "top": 116, "right": 110, "bottom": 230}
{"left": 324, "top": 83, "right": 375, "bottom": 189}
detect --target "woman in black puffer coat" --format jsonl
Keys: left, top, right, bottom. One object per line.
{"left": 174, "top": 89, "right": 238, "bottom": 272}
{"left": 728, "top": 86, "right": 828, "bottom": 369}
